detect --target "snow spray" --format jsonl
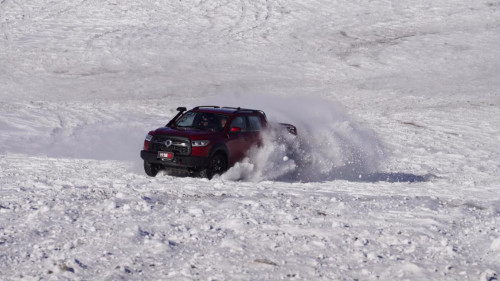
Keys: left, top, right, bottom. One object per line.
{"left": 207, "top": 94, "right": 386, "bottom": 182}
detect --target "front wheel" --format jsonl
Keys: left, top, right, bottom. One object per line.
{"left": 199, "top": 153, "right": 227, "bottom": 179}
{"left": 144, "top": 161, "right": 160, "bottom": 177}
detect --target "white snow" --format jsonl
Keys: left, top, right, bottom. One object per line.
{"left": 1, "top": 0, "right": 499, "bottom": 280}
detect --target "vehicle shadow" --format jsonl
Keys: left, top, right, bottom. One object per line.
{"left": 354, "top": 172, "right": 435, "bottom": 183}
{"left": 156, "top": 167, "right": 434, "bottom": 184}
{"left": 275, "top": 172, "right": 436, "bottom": 183}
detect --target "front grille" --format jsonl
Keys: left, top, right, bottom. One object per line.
{"left": 150, "top": 135, "right": 191, "bottom": 156}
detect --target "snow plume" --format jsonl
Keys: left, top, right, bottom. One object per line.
{"left": 222, "top": 132, "right": 299, "bottom": 182}
{"left": 211, "top": 94, "right": 386, "bottom": 182}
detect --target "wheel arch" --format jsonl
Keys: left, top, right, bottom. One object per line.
{"left": 209, "top": 143, "right": 229, "bottom": 163}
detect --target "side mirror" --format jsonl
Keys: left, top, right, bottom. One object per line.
{"left": 176, "top": 107, "right": 187, "bottom": 112}
{"left": 230, "top": 127, "right": 242, "bottom": 133}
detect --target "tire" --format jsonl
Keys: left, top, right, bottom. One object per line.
{"left": 199, "top": 153, "right": 227, "bottom": 179}
{"left": 144, "top": 161, "right": 160, "bottom": 177}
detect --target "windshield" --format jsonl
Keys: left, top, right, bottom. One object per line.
{"left": 175, "top": 111, "right": 228, "bottom": 132}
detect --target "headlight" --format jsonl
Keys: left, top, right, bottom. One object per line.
{"left": 191, "top": 140, "right": 210, "bottom": 147}
{"left": 145, "top": 134, "right": 153, "bottom": 141}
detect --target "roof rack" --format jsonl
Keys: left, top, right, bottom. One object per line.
{"left": 193, "top": 106, "right": 220, "bottom": 109}
{"left": 223, "top": 107, "right": 267, "bottom": 119}
{"left": 222, "top": 106, "right": 259, "bottom": 113}
{"left": 192, "top": 106, "right": 267, "bottom": 119}
{"left": 221, "top": 106, "right": 241, "bottom": 110}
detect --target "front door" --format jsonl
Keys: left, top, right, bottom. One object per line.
{"left": 226, "top": 116, "right": 252, "bottom": 165}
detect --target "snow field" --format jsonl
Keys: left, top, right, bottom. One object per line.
{"left": 1, "top": 0, "right": 500, "bottom": 279}
{"left": 1, "top": 155, "right": 498, "bottom": 280}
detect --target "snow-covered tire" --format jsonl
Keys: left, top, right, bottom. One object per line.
{"left": 199, "top": 153, "right": 227, "bottom": 179}
{"left": 144, "top": 161, "right": 160, "bottom": 177}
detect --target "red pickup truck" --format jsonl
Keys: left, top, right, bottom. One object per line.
{"left": 140, "top": 106, "right": 297, "bottom": 178}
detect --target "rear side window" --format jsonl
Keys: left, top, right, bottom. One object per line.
{"left": 248, "top": 116, "right": 263, "bottom": 131}
{"left": 230, "top": 116, "right": 247, "bottom": 132}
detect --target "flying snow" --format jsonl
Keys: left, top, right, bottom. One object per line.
{"left": 207, "top": 94, "right": 386, "bottom": 182}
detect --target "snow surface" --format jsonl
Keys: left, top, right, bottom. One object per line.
{"left": 1, "top": 0, "right": 499, "bottom": 280}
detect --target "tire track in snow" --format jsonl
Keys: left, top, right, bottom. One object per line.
{"left": 190, "top": 0, "right": 279, "bottom": 44}
{"left": 229, "top": 0, "right": 275, "bottom": 41}
{"left": 40, "top": 0, "right": 89, "bottom": 20}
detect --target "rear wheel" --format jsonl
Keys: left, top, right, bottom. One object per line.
{"left": 199, "top": 153, "right": 227, "bottom": 179}
{"left": 144, "top": 161, "right": 160, "bottom": 177}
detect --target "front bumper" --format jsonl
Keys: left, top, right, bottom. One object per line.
{"left": 140, "top": 150, "right": 210, "bottom": 169}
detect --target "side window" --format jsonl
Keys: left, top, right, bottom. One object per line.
{"left": 229, "top": 116, "right": 247, "bottom": 132}
{"left": 248, "top": 116, "right": 263, "bottom": 132}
